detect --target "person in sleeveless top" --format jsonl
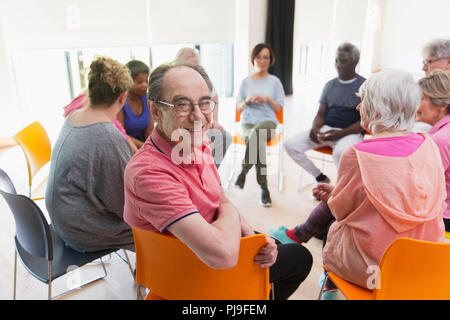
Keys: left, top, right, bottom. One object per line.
{"left": 117, "top": 60, "right": 154, "bottom": 149}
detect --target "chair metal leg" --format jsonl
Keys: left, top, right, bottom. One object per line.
{"left": 225, "top": 143, "right": 237, "bottom": 189}
{"left": 278, "top": 143, "right": 283, "bottom": 192}
{"left": 113, "top": 250, "right": 135, "bottom": 280}
{"left": 137, "top": 284, "right": 143, "bottom": 300}
{"left": 121, "top": 249, "right": 135, "bottom": 281}
{"left": 48, "top": 261, "right": 52, "bottom": 300}
{"left": 271, "top": 282, "right": 275, "bottom": 300}
{"left": 297, "top": 169, "right": 305, "bottom": 192}
{"left": 318, "top": 272, "right": 329, "bottom": 300}
{"left": 13, "top": 250, "right": 17, "bottom": 300}
{"left": 50, "top": 258, "right": 108, "bottom": 300}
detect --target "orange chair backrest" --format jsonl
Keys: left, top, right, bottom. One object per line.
{"left": 374, "top": 237, "right": 450, "bottom": 300}
{"left": 132, "top": 228, "right": 270, "bottom": 300}
{"left": 13, "top": 122, "right": 51, "bottom": 186}
{"left": 235, "top": 106, "right": 283, "bottom": 124}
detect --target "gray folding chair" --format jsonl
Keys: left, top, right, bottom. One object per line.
{"left": 0, "top": 168, "right": 132, "bottom": 299}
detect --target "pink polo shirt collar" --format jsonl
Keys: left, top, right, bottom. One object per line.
{"left": 428, "top": 114, "right": 450, "bottom": 135}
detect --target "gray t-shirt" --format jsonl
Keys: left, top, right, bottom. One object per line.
{"left": 238, "top": 74, "right": 285, "bottom": 125}
{"left": 319, "top": 75, "right": 366, "bottom": 129}
{"left": 45, "top": 118, "right": 134, "bottom": 252}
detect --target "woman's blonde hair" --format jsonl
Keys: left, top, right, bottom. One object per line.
{"left": 418, "top": 70, "right": 450, "bottom": 113}
{"left": 88, "top": 56, "right": 134, "bottom": 106}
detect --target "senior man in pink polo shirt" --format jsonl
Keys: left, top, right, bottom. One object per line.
{"left": 123, "top": 62, "right": 312, "bottom": 300}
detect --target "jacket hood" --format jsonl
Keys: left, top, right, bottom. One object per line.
{"left": 355, "top": 134, "right": 447, "bottom": 233}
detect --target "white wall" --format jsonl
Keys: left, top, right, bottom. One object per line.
{"left": 234, "top": 0, "right": 268, "bottom": 93}
{"left": 0, "top": 17, "right": 19, "bottom": 137}
{"left": 376, "top": 0, "right": 450, "bottom": 79}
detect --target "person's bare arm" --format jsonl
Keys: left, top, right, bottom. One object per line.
{"left": 167, "top": 189, "right": 242, "bottom": 270}
{"left": 127, "top": 139, "right": 139, "bottom": 153}
{"left": 264, "top": 96, "right": 282, "bottom": 113}
{"left": 238, "top": 98, "right": 249, "bottom": 113}
{"left": 117, "top": 109, "right": 145, "bottom": 148}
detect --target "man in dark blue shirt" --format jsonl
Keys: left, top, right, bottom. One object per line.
{"left": 285, "top": 43, "right": 366, "bottom": 188}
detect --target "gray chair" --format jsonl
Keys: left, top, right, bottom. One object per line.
{"left": 0, "top": 168, "right": 132, "bottom": 300}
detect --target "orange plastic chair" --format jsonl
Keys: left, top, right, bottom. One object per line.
{"left": 319, "top": 237, "right": 450, "bottom": 300}
{"left": 227, "top": 106, "right": 284, "bottom": 191}
{"left": 13, "top": 122, "right": 51, "bottom": 200}
{"left": 132, "top": 228, "right": 271, "bottom": 300}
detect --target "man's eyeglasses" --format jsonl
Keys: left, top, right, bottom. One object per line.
{"left": 157, "top": 98, "right": 216, "bottom": 117}
{"left": 422, "top": 57, "right": 446, "bottom": 66}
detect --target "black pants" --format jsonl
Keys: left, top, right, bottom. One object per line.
{"left": 268, "top": 239, "right": 313, "bottom": 300}
{"left": 445, "top": 218, "right": 450, "bottom": 232}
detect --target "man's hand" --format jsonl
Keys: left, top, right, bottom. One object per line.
{"left": 309, "top": 127, "right": 321, "bottom": 144}
{"left": 254, "top": 237, "right": 278, "bottom": 268}
{"left": 312, "top": 183, "right": 334, "bottom": 202}
{"left": 317, "top": 129, "right": 343, "bottom": 142}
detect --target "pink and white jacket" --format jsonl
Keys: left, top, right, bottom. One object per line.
{"left": 323, "top": 133, "right": 446, "bottom": 288}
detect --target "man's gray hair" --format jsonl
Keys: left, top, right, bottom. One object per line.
{"left": 357, "top": 69, "right": 420, "bottom": 135}
{"left": 337, "top": 42, "right": 360, "bottom": 63}
{"left": 175, "top": 47, "right": 199, "bottom": 62}
{"left": 422, "top": 39, "right": 450, "bottom": 58}
{"left": 148, "top": 61, "right": 213, "bottom": 102}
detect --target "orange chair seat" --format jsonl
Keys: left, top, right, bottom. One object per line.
{"left": 133, "top": 229, "right": 270, "bottom": 300}
{"left": 314, "top": 146, "right": 333, "bottom": 155}
{"left": 232, "top": 132, "right": 282, "bottom": 147}
{"left": 323, "top": 265, "right": 373, "bottom": 300}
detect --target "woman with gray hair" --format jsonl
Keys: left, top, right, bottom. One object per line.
{"left": 416, "top": 70, "right": 450, "bottom": 231}
{"left": 422, "top": 39, "right": 450, "bottom": 75}
{"left": 271, "top": 69, "right": 446, "bottom": 294}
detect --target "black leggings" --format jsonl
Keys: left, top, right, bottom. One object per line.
{"left": 445, "top": 218, "right": 450, "bottom": 232}
{"left": 269, "top": 240, "right": 313, "bottom": 300}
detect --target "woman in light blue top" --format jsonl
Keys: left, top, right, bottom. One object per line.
{"left": 234, "top": 43, "right": 285, "bottom": 207}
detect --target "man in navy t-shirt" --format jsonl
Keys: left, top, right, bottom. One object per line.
{"left": 285, "top": 43, "right": 366, "bottom": 189}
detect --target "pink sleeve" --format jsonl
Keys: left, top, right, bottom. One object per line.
{"left": 131, "top": 169, "right": 199, "bottom": 232}
{"left": 328, "top": 147, "right": 366, "bottom": 221}
{"left": 63, "top": 93, "right": 87, "bottom": 117}
{"left": 113, "top": 118, "right": 129, "bottom": 139}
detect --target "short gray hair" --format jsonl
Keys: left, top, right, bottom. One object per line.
{"left": 422, "top": 39, "right": 450, "bottom": 59}
{"left": 175, "top": 47, "right": 199, "bottom": 62}
{"left": 337, "top": 42, "right": 360, "bottom": 63}
{"left": 357, "top": 69, "right": 420, "bottom": 134}
{"left": 148, "top": 61, "right": 213, "bottom": 102}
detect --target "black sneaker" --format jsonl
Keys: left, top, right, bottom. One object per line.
{"left": 260, "top": 187, "right": 272, "bottom": 207}
{"left": 234, "top": 173, "right": 246, "bottom": 189}
{"left": 315, "top": 173, "right": 331, "bottom": 184}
